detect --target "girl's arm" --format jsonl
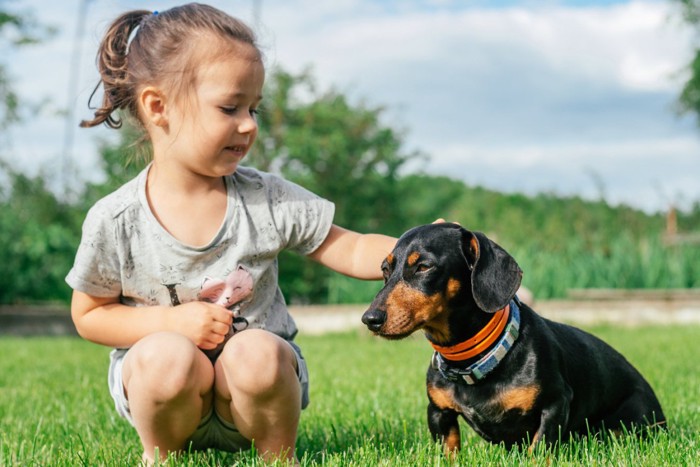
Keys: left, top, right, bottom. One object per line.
{"left": 71, "top": 290, "right": 233, "bottom": 349}
{"left": 307, "top": 224, "right": 397, "bottom": 280}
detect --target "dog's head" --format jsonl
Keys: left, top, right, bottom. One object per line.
{"left": 361, "top": 223, "right": 522, "bottom": 342}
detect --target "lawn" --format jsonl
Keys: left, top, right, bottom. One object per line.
{"left": 1, "top": 325, "right": 699, "bottom": 466}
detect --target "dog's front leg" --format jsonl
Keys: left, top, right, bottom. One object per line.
{"left": 428, "top": 402, "right": 461, "bottom": 455}
{"left": 529, "top": 389, "right": 572, "bottom": 453}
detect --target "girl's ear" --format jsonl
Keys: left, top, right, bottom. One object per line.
{"left": 139, "top": 86, "right": 168, "bottom": 127}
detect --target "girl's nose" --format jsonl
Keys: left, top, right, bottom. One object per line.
{"left": 238, "top": 113, "right": 258, "bottom": 134}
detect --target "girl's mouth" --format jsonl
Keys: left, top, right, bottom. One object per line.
{"left": 226, "top": 145, "right": 247, "bottom": 154}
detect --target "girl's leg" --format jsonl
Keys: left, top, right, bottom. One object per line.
{"left": 214, "top": 329, "right": 302, "bottom": 462}
{"left": 121, "top": 332, "right": 214, "bottom": 462}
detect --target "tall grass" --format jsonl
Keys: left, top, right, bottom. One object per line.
{"left": 322, "top": 233, "right": 700, "bottom": 303}
{"left": 509, "top": 234, "right": 700, "bottom": 299}
{"left": 1, "top": 326, "right": 699, "bottom": 465}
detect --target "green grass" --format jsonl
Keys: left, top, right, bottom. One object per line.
{"left": 1, "top": 326, "right": 699, "bottom": 466}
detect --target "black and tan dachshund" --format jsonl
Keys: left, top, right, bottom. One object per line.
{"left": 361, "top": 223, "right": 665, "bottom": 453}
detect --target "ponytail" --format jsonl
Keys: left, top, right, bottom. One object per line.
{"left": 81, "top": 4, "right": 261, "bottom": 132}
{"left": 80, "top": 10, "right": 151, "bottom": 129}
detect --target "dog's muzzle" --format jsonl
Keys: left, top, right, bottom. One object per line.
{"left": 361, "top": 309, "right": 386, "bottom": 332}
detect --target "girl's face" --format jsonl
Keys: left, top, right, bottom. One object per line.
{"left": 161, "top": 41, "right": 264, "bottom": 179}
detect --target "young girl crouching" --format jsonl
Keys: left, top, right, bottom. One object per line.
{"left": 67, "top": 4, "right": 397, "bottom": 463}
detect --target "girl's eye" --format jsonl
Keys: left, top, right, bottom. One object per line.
{"left": 220, "top": 107, "right": 260, "bottom": 119}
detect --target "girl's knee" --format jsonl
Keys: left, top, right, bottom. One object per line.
{"left": 124, "top": 332, "right": 212, "bottom": 399}
{"left": 218, "top": 330, "right": 297, "bottom": 396}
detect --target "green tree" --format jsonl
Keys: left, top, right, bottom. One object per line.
{"left": 396, "top": 174, "right": 465, "bottom": 226}
{"left": 78, "top": 125, "right": 148, "bottom": 207}
{"left": 1, "top": 10, "right": 26, "bottom": 129}
{"left": 673, "top": 0, "right": 700, "bottom": 124}
{"left": 253, "top": 68, "right": 421, "bottom": 303}
{"left": 0, "top": 6, "right": 51, "bottom": 130}
{"left": 255, "top": 68, "right": 421, "bottom": 233}
{"left": 0, "top": 5, "right": 69, "bottom": 304}
{"left": 0, "top": 162, "right": 80, "bottom": 303}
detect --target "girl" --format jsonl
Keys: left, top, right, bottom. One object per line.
{"left": 67, "top": 4, "right": 397, "bottom": 464}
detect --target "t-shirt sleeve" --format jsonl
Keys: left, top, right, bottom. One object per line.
{"left": 266, "top": 174, "right": 335, "bottom": 256}
{"left": 65, "top": 202, "right": 122, "bottom": 297}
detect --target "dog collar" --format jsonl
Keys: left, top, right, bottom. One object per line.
{"left": 430, "top": 303, "right": 510, "bottom": 361}
{"left": 430, "top": 299, "right": 521, "bottom": 385}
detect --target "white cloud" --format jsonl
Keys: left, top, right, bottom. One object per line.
{"left": 264, "top": 1, "right": 691, "bottom": 91}
{"left": 4, "top": 0, "right": 700, "bottom": 212}
{"left": 432, "top": 136, "right": 700, "bottom": 212}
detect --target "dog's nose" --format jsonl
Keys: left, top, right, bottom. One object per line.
{"left": 361, "top": 309, "right": 386, "bottom": 332}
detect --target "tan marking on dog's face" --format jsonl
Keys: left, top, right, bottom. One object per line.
{"left": 446, "top": 278, "right": 461, "bottom": 300}
{"left": 407, "top": 251, "right": 421, "bottom": 267}
{"left": 498, "top": 385, "right": 540, "bottom": 413}
{"left": 382, "top": 282, "right": 451, "bottom": 340}
{"left": 428, "top": 384, "right": 458, "bottom": 411}
{"left": 416, "top": 279, "right": 461, "bottom": 342}
{"left": 386, "top": 253, "right": 395, "bottom": 266}
{"left": 422, "top": 312, "right": 451, "bottom": 343}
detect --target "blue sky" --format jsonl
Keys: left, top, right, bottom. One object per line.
{"left": 4, "top": 0, "right": 700, "bottom": 213}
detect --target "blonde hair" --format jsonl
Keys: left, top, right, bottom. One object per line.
{"left": 81, "top": 3, "right": 260, "bottom": 129}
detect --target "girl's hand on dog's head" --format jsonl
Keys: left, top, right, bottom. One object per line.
{"left": 432, "top": 218, "right": 461, "bottom": 225}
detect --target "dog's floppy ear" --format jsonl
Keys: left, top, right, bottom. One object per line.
{"left": 462, "top": 229, "right": 522, "bottom": 313}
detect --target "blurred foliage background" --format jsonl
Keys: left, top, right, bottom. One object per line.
{"left": 1, "top": 5, "right": 700, "bottom": 306}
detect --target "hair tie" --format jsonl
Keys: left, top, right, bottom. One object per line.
{"left": 153, "top": 10, "right": 159, "bottom": 15}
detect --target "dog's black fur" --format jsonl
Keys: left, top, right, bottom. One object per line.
{"left": 361, "top": 223, "right": 665, "bottom": 452}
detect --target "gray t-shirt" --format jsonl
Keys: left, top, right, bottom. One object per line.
{"left": 66, "top": 165, "right": 335, "bottom": 341}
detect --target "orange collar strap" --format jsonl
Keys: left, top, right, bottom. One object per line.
{"left": 431, "top": 304, "right": 511, "bottom": 361}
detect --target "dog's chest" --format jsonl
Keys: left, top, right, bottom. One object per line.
{"left": 431, "top": 378, "right": 541, "bottom": 436}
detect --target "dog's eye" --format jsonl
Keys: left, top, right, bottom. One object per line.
{"left": 416, "top": 264, "right": 433, "bottom": 273}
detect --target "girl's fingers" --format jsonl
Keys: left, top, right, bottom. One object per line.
{"left": 212, "top": 321, "right": 231, "bottom": 337}
{"left": 205, "top": 304, "right": 233, "bottom": 325}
